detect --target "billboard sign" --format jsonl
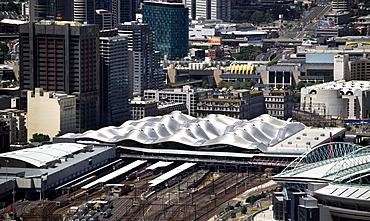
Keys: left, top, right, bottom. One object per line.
{"left": 208, "top": 37, "right": 221, "bottom": 45}
{"left": 328, "top": 17, "right": 335, "bottom": 27}
{"left": 317, "top": 20, "right": 330, "bottom": 28}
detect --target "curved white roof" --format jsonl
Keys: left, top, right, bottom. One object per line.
{"left": 63, "top": 112, "right": 306, "bottom": 152}
{"left": 302, "top": 80, "right": 370, "bottom": 94}
{"left": 0, "top": 143, "right": 87, "bottom": 168}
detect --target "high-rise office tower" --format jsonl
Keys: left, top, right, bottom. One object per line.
{"left": 118, "top": 21, "right": 164, "bottom": 96}
{"left": 99, "top": 30, "right": 130, "bottom": 126}
{"left": 184, "top": 0, "right": 231, "bottom": 22}
{"left": 19, "top": 21, "right": 100, "bottom": 132}
{"left": 118, "top": 0, "right": 136, "bottom": 23}
{"left": 30, "top": 0, "right": 74, "bottom": 21}
{"left": 95, "top": 0, "right": 136, "bottom": 27}
{"left": 142, "top": 1, "right": 189, "bottom": 59}
{"left": 95, "top": 9, "right": 113, "bottom": 30}
{"left": 332, "top": 0, "right": 350, "bottom": 11}
{"left": 74, "top": 0, "right": 96, "bottom": 24}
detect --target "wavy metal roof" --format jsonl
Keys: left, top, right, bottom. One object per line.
{"left": 64, "top": 112, "right": 306, "bottom": 152}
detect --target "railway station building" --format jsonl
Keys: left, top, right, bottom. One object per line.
{"left": 0, "top": 112, "right": 346, "bottom": 205}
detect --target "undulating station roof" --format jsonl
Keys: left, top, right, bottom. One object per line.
{"left": 61, "top": 111, "right": 345, "bottom": 154}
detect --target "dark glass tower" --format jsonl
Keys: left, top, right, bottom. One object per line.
{"left": 118, "top": 22, "right": 164, "bottom": 96}
{"left": 30, "top": 0, "right": 74, "bottom": 21}
{"left": 142, "top": 1, "right": 189, "bottom": 59}
{"left": 99, "top": 30, "right": 130, "bottom": 126}
{"left": 95, "top": 0, "right": 136, "bottom": 27}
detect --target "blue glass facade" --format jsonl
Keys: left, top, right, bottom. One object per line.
{"left": 142, "top": 2, "right": 189, "bottom": 59}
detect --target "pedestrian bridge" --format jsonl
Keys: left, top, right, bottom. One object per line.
{"left": 273, "top": 142, "right": 370, "bottom": 185}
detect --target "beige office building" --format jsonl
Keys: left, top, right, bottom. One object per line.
{"left": 27, "top": 88, "right": 76, "bottom": 141}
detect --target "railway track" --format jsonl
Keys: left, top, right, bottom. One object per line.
{"left": 22, "top": 167, "right": 269, "bottom": 221}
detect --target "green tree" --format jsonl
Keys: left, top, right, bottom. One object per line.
{"left": 202, "top": 80, "right": 210, "bottom": 89}
{"left": 251, "top": 11, "right": 264, "bottom": 25}
{"left": 241, "top": 206, "right": 247, "bottom": 214}
{"left": 264, "top": 12, "right": 274, "bottom": 23}
{"left": 296, "top": 81, "right": 306, "bottom": 90}
{"left": 0, "top": 43, "right": 9, "bottom": 60}
{"left": 30, "top": 133, "right": 50, "bottom": 143}
{"left": 262, "top": 43, "right": 273, "bottom": 52}
{"left": 349, "top": 26, "right": 360, "bottom": 36}
{"left": 231, "top": 9, "right": 243, "bottom": 21}
{"left": 267, "top": 60, "right": 278, "bottom": 66}
{"left": 293, "top": 92, "right": 301, "bottom": 103}
{"left": 218, "top": 80, "right": 229, "bottom": 89}
{"left": 344, "top": 124, "right": 352, "bottom": 131}
{"left": 231, "top": 80, "right": 241, "bottom": 89}
{"left": 241, "top": 10, "right": 251, "bottom": 22}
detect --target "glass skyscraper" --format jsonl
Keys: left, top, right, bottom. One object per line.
{"left": 142, "top": 1, "right": 189, "bottom": 60}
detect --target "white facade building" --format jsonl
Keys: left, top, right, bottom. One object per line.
{"left": 333, "top": 54, "right": 350, "bottom": 81}
{"left": 184, "top": 0, "right": 231, "bottom": 22}
{"left": 301, "top": 81, "right": 370, "bottom": 119}
{"left": 189, "top": 24, "right": 215, "bottom": 39}
{"left": 27, "top": 88, "right": 76, "bottom": 141}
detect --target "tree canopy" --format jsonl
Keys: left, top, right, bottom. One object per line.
{"left": 30, "top": 133, "right": 50, "bottom": 143}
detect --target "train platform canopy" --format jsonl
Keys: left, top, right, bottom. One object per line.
{"left": 81, "top": 160, "right": 147, "bottom": 189}
{"left": 0, "top": 143, "right": 90, "bottom": 168}
{"left": 146, "top": 161, "right": 173, "bottom": 170}
{"left": 60, "top": 112, "right": 345, "bottom": 154}
{"left": 149, "top": 163, "right": 196, "bottom": 187}
{"left": 0, "top": 143, "right": 117, "bottom": 199}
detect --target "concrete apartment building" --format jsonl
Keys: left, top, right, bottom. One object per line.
{"left": 0, "top": 121, "right": 10, "bottom": 152}
{"left": 263, "top": 90, "right": 293, "bottom": 120}
{"left": 0, "top": 109, "right": 27, "bottom": 145}
{"left": 196, "top": 90, "right": 265, "bottom": 119}
{"left": 130, "top": 97, "right": 187, "bottom": 120}
{"left": 129, "top": 97, "right": 158, "bottom": 120}
{"left": 27, "top": 88, "right": 76, "bottom": 141}
{"left": 334, "top": 55, "right": 370, "bottom": 81}
{"left": 144, "top": 85, "right": 214, "bottom": 116}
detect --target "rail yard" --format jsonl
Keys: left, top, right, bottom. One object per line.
{"left": 8, "top": 159, "right": 274, "bottom": 221}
